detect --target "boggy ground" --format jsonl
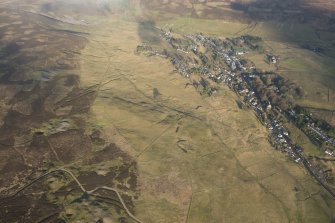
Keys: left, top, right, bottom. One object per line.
{"left": 0, "top": 4, "right": 140, "bottom": 223}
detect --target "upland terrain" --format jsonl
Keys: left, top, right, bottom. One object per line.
{"left": 0, "top": 0, "right": 335, "bottom": 223}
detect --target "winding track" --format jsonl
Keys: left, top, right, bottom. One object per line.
{"left": 0, "top": 168, "right": 144, "bottom": 223}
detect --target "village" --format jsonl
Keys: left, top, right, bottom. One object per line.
{"left": 137, "top": 29, "right": 335, "bottom": 197}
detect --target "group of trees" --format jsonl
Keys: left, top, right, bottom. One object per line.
{"left": 227, "top": 35, "right": 264, "bottom": 53}
{"left": 252, "top": 72, "right": 305, "bottom": 110}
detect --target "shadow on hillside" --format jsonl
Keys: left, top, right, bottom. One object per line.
{"left": 231, "top": 0, "right": 335, "bottom": 28}
{"left": 137, "top": 20, "right": 161, "bottom": 44}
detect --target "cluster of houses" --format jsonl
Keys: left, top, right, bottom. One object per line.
{"left": 268, "top": 118, "right": 302, "bottom": 163}
{"left": 144, "top": 30, "right": 335, "bottom": 161}
{"left": 287, "top": 108, "right": 335, "bottom": 155}
{"left": 203, "top": 44, "right": 304, "bottom": 162}
{"left": 159, "top": 32, "right": 304, "bottom": 161}
{"left": 307, "top": 123, "right": 335, "bottom": 148}
{"left": 266, "top": 54, "right": 278, "bottom": 64}
{"left": 171, "top": 57, "right": 191, "bottom": 78}
{"left": 138, "top": 29, "right": 335, "bottom": 194}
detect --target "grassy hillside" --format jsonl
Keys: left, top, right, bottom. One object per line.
{"left": 79, "top": 17, "right": 335, "bottom": 222}
{"left": 0, "top": 1, "right": 334, "bottom": 222}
